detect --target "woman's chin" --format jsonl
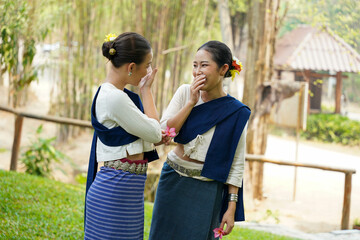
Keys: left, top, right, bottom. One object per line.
{"left": 199, "top": 84, "right": 207, "bottom": 91}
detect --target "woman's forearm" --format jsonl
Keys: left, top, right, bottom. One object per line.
{"left": 227, "top": 184, "right": 239, "bottom": 213}
{"left": 140, "top": 88, "right": 159, "bottom": 121}
{"left": 166, "top": 101, "right": 196, "bottom": 133}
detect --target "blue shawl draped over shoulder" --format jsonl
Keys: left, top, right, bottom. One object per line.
{"left": 174, "top": 94, "right": 250, "bottom": 221}
{"left": 85, "top": 87, "right": 159, "bottom": 195}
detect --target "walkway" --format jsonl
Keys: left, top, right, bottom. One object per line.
{"left": 240, "top": 134, "right": 360, "bottom": 239}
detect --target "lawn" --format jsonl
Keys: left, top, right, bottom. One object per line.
{"left": 0, "top": 170, "right": 300, "bottom": 240}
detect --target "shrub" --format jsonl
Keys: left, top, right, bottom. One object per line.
{"left": 301, "top": 114, "right": 360, "bottom": 146}
{"left": 20, "top": 125, "right": 68, "bottom": 177}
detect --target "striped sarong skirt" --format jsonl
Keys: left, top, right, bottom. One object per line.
{"left": 84, "top": 166, "right": 146, "bottom": 240}
{"left": 149, "top": 162, "right": 224, "bottom": 240}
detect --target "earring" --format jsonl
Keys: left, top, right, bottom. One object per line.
{"left": 128, "top": 72, "right": 132, "bottom": 76}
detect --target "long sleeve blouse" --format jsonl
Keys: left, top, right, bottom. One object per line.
{"left": 161, "top": 84, "right": 247, "bottom": 187}
{"left": 95, "top": 82, "right": 162, "bottom": 162}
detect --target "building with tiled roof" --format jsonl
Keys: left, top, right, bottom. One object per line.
{"left": 274, "top": 26, "right": 360, "bottom": 113}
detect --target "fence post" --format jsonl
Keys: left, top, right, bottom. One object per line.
{"left": 10, "top": 115, "right": 24, "bottom": 171}
{"left": 341, "top": 172, "right": 352, "bottom": 229}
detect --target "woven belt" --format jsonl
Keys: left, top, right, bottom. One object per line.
{"left": 104, "top": 159, "right": 148, "bottom": 175}
{"left": 166, "top": 158, "right": 202, "bottom": 177}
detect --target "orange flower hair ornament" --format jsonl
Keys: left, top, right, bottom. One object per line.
{"left": 229, "top": 56, "right": 243, "bottom": 81}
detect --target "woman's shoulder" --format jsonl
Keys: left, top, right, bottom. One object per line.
{"left": 177, "top": 83, "right": 190, "bottom": 92}
{"left": 100, "top": 83, "right": 127, "bottom": 97}
{"left": 173, "top": 84, "right": 191, "bottom": 101}
{"left": 227, "top": 94, "right": 250, "bottom": 110}
{"left": 99, "top": 83, "right": 132, "bottom": 106}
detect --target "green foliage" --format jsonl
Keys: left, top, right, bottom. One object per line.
{"left": 0, "top": 0, "right": 28, "bottom": 78}
{"left": 75, "top": 172, "right": 87, "bottom": 185}
{"left": 260, "top": 209, "right": 281, "bottom": 224}
{"left": 343, "top": 73, "right": 360, "bottom": 102}
{"left": 0, "top": 0, "right": 54, "bottom": 107}
{"left": 0, "top": 170, "right": 301, "bottom": 240}
{"left": 280, "top": 0, "right": 360, "bottom": 52}
{"left": 20, "top": 125, "right": 68, "bottom": 178}
{"left": 229, "top": 0, "right": 248, "bottom": 14}
{"left": 354, "top": 218, "right": 360, "bottom": 226}
{"left": 321, "top": 104, "right": 335, "bottom": 113}
{"left": 302, "top": 114, "right": 360, "bottom": 146}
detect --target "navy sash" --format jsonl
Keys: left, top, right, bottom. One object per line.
{"left": 85, "top": 86, "right": 159, "bottom": 195}
{"left": 174, "top": 95, "right": 250, "bottom": 221}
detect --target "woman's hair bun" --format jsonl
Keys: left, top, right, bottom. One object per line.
{"left": 101, "top": 32, "right": 151, "bottom": 68}
{"left": 102, "top": 41, "right": 113, "bottom": 60}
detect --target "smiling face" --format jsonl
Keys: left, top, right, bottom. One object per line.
{"left": 192, "top": 49, "right": 228, "bottom": 92}
{"left": 131, "top": 51, "right": 153, "bottom": 85}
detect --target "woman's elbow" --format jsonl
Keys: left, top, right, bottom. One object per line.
{"left": 144, "top": 131, "right": 162, "bottom": 143}
{"left": 144, "top": 123, "right": 162, "bottom": 143}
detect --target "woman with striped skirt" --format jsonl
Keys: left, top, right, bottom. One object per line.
{"left": 84, "top": 32, "right": 169, "bottom": 240}
{"left": 149, "top": 41, "right": 251, "bottom": 240}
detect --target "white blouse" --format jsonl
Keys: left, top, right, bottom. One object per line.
{"left": 95, "top": 82, "right": 162, "bottom": 162}
{"left": 161, "top": 84, "right": 247, "bottom": 187}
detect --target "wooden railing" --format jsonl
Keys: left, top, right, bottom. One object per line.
{"left": 0, "top": 105, "right": 92, "bottom": 171}
{"left": 246, "top": 154, "right": 356, "bottom": 230}
{"left": 0, "top": 104, "right": 356, "bottom": 230}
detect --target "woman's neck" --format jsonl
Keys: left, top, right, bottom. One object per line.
{"left": 201, "top": 84, "right": 226, "bottom": 102}
{"left": 105, "top": 65, "right": 127, "bottom": 90}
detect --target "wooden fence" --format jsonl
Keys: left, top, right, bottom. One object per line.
{"left": 246, "top": 154, "right": 356, "bottom": 230}
{"left": 0, "top": 104, "right": 356, "bottom": 230}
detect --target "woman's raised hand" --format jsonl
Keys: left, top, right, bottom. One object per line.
{"left": 139, "top": 67, "right": 158, "bottom": 90}
{"left": 189, "top": 74, "right": 206, "bottom": 105}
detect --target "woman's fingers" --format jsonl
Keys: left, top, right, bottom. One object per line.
{"left": 223, "top": 223, "right": 234, "bottom": 235}
{"left": 191, "top": 75, "right": 205, "bottom": 91}
{"left": 219, "top": 221, "right": 225, "bottom": 230}
{"left": 188, "top": 74, "right": 206, "bottom": 104}
{"left": 149, "top": 67, "right": 158, "bottom": 80}
{"left": 139, "top": 67, "right": 158, "bottom": 89}
{"left": 193, "top": 74, "right": 206, "bottom": 84}
{"left": 145, "top": 67, "right": 157, "bottom": 83}
{"left": 219, "top": 211, "right": 235, "bottom": 235}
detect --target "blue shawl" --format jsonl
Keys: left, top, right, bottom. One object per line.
{"left": 85, "top": 87, "right": 159, "bottom": 195}
{"left": 174, "top": 94, "right": 250, "bottom": 221}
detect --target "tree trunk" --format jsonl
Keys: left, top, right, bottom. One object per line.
{"left": 218, "top": 0, "right": 234, "bottom": 51}
{"left": 243, "top": 0, "right": 281, "bottom": 200}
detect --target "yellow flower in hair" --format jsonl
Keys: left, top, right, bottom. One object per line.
{"left": 104, "top": 33, "right": 117, "bottom": 42}
{"left": 229, "top": 56, "right": 243, "bottom": 81}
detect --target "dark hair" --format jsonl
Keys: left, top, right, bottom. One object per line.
{"left": 197, "top": 41, "right": 233, "bottom": 78}
{"left": 102, "top": 32, "right": 151, "bottom": 68}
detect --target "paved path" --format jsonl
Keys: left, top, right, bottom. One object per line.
{"left": 240, "top": 135, "right": 360, "bottom": 239}
{"left": 237, "top": 222, "right": 360, "bottom": 240}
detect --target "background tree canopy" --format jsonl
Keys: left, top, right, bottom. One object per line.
{"left": 0, "top": 0, "right": 359, "bottom": 141}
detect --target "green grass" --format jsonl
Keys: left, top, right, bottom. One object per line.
{"left": 0, "top": 170, "right": 300, "bottom": 240}
{"left": 0, "top": 170, "right": 84, "bottom": 239}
